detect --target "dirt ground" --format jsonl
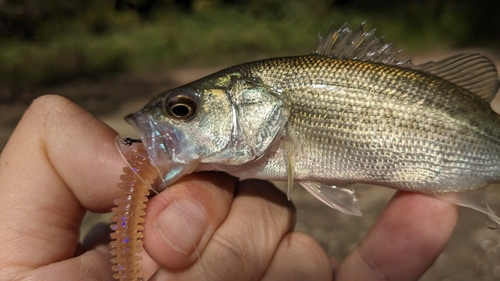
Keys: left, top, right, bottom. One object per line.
{"left": 3, "top": 50, "right": 500, "bottom": 280}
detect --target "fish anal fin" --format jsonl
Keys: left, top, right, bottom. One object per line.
{"left": 432, "top": 186, "right": 500, "bottom": 226}
{"left": 417, "top": 53, "right": 500, "bottom": 102}
{"left": 299, "top": 181, "right": 362, "bottom": 216}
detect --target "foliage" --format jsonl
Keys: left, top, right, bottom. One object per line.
{"left": 0, "top": 0, "right": 498, "bottom": 88}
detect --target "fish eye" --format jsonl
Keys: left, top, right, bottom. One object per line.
{"left": 164, "top": 91, "right": 198, "bottom": 120}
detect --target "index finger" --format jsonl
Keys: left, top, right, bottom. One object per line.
{"left": 0, "top": 95, "right": 124, "bottom": 269}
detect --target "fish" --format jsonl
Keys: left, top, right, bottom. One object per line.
{"left": 124, "top": 22, "right": 500, "bottom": 222}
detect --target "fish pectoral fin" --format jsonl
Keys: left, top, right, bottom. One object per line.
{"left": 280, "top": 138, "right": 296, "bottom": 201}
{"left": 299, "top": 181, "right": 362, "bottom": 216}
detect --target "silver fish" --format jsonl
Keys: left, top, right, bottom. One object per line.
{"left": 125, "top": 23, "right": 500, "bottom": 220}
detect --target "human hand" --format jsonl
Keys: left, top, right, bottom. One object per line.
{"left": 0, "top": 95, "right": 458, "bottom": 281}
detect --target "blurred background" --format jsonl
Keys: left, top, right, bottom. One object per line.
{"left": 2, "top": 0, "right": 500, "bottom": 147}
{"left": 2, "top": 0, "right": 500, "bottom": 280}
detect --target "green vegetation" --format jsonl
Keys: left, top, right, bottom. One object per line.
{"left": 0, "top": 0, "right": 498, "bottom": 88}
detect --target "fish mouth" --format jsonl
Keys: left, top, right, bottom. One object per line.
{"left": 125, "top": 112, "right": 177, "bottom": 169}
{"left": 125, "top": 111, "right": 196, "bottom": 189}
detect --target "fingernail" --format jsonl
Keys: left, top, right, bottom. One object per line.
{"left": 154, "top": 199, "right": 207, "bottom": 255}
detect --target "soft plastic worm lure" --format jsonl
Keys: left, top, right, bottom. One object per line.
{"left": 108, "top": 138, "right": 283, "bottom": 280}
{"left": 110, "top": 141, "right": 157, "bottom": 281}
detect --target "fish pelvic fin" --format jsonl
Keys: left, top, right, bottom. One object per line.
{"left": 416, "top": 53, "right": 500, "bottom": 102}
{"left": 312, "top": 22, "right": 412, "bottom": 67}
{"left": 299, "top": 182, "right": 362, "bottom": 216}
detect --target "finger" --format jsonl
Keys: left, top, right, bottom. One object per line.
{"left": 26, "top": 245, "right": 114, "bottom": 281}
{"left": 201, "top": 179, "right": 296, "bottom": 281}
{"left": 0, "top": 95, "right": 124, "bottom": 269}
{"left": 261, "top": 231, "right": 332, "bottom": 281}
{"left": 335, "top": 191, "right": 458, "bottom": 281}
{"left": 151, "top": 179, "right": 296, "bottom": 281}
{"left": 142, "top": 172, "right": 238, "bottom": 274}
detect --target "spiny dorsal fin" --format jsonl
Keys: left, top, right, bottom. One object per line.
{"left": 313, "top": 23, "right": 500, "bottom": 102}
{"left": 416, "top": 54, "right": 500, "bottom": 102}
{"left": 312, "top": 22, "right": 412, "bottom": 67}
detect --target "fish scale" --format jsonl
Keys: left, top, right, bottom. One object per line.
{"left": 217, "top": 55, "right": 500, "bottom": 191}
{"left": 126, "top": 23, "right": 500, "bottom": 220}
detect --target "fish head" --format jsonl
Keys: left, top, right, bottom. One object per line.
{"left": 126, "top": 73, "right": 288, "bottom": 188}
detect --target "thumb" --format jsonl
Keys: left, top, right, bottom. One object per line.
{"left": 142, "top": 173, "right": 237, "bottom": 271}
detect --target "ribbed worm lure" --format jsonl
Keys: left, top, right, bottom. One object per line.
{"left": 109, "top": 137, "right": 284, "bottom": 281}
{"left": 110, "top": 137, "right": 159, "bottom": 281}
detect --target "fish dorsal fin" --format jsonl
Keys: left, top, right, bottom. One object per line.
{"left": 313, "top": 23, "right": 500, "bottom": 102}
{"left": 312, "top": 22, "right": 412, "bottom": 67}
{"left": 416, "top": 54, "right": 500, "bottom": 102}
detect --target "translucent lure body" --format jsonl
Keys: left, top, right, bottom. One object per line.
{"left": 110, "top": 144, "right": 157, "bottom": 281}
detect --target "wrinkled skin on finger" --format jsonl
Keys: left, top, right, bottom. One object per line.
{"left": 142, "top": 178, "right": 332, "bottom": 281}
{"left": 0, "top": 95, "right": 458, "bottom": 281}
{"left": 142, "top": 179, "right": 457, "bottom": 281}
{"left": 335, "top": 192, "right": 458, "bottom": 281}
{"left": 0, "top": 95, "right": 123, "bottom": 280}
